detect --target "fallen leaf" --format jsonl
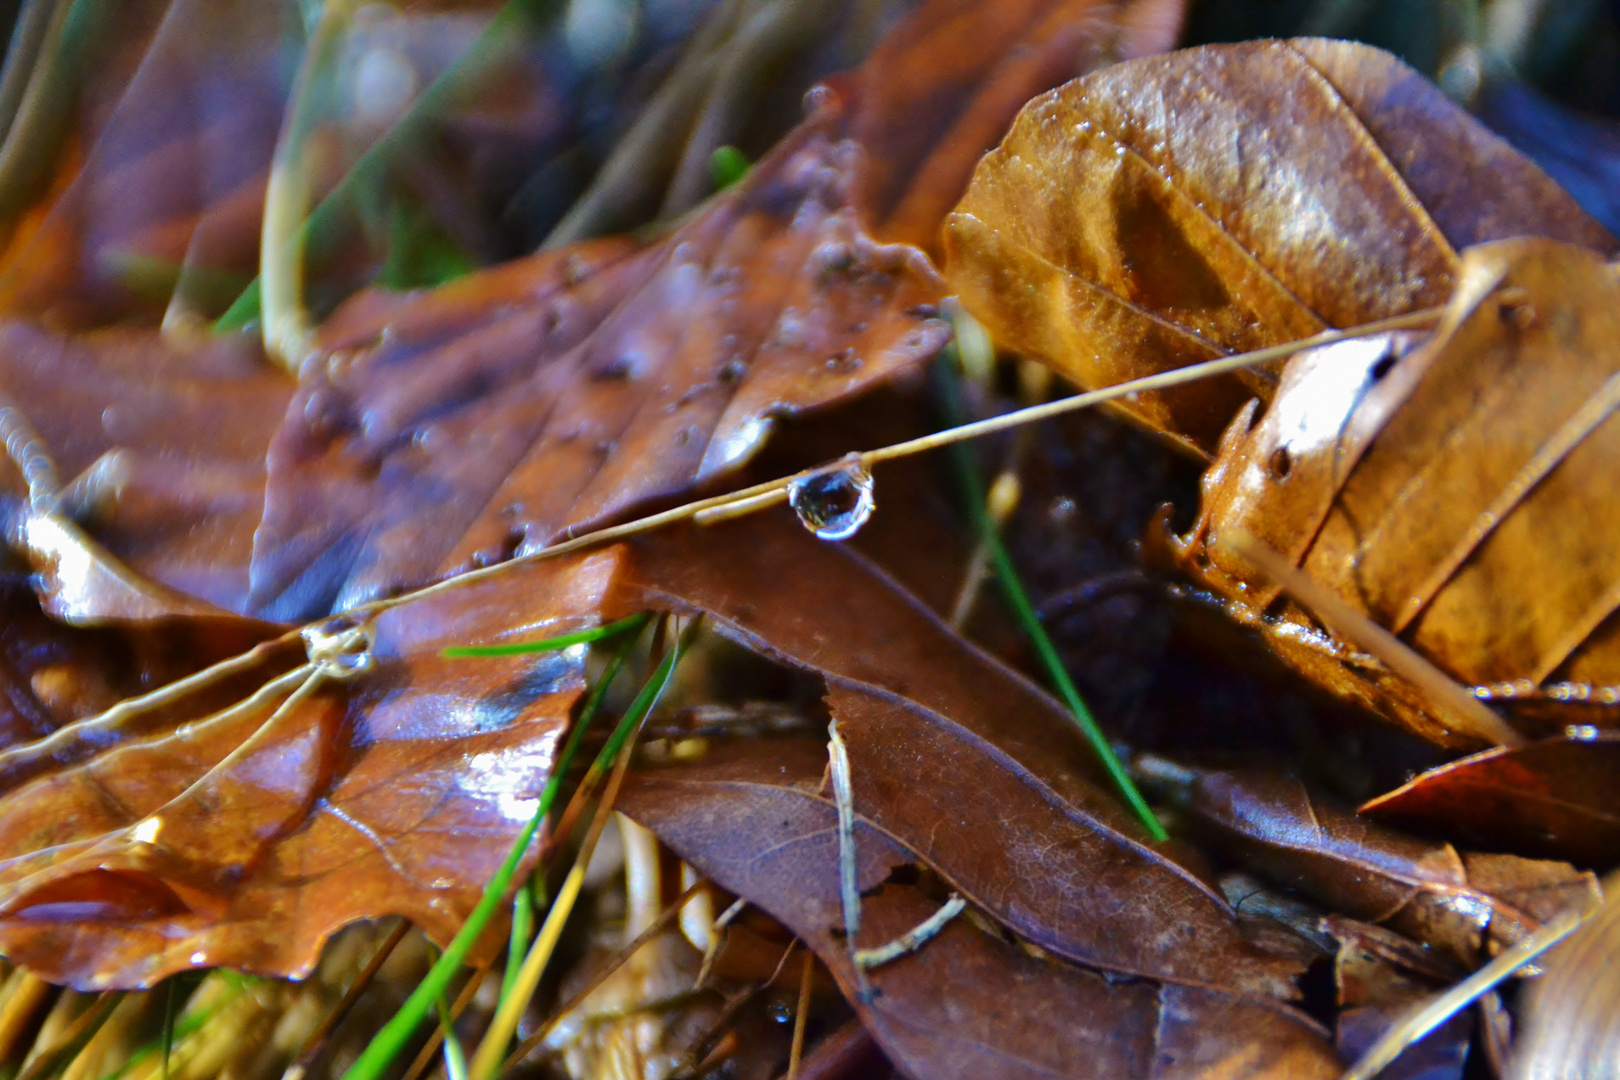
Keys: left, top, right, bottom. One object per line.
{"left": 1163, "top": 237, "right": 1620, "bottom": 745}
{"left": 619, "top": 737, "right": 1341, "bottom": 1080}
{"left": 1361, "top": 733, "right": 1620, "bottom": 867}
{"left": 1159, "top": 762, "right": 1600, "bottom": 965}
{"left": 0, "top": 550, "right": 617, "bottom": 989}
{"left": 944, "top": 38, "right": 1616, "bottom": 454}
{"left": 613, "top": 510, "right": 1304, "bottom": 997}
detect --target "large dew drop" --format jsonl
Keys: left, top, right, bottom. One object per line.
{"left": 788, "top": 454, "right": 874, "bottom": 541}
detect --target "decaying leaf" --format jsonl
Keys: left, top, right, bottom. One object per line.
{"left": 1163, "top": 237, "right": 1620, "bottom": 745}
{"left": 613, "top": 511, "right": 1304, "bottom": 997}
{"left": 618, "top": 737, "right": 1341, "bottom": 1080}
{"left": 944, "top": 37, "right": 1615, "bottom": 454}
{"left": 1361, "top": 732, "right": 1620, "bottom": 867}
{"left": 1153, "top": 761, "right": 1600, "bottom": 965}
{"left": 0, "top": 550, "right": 616, "bottom": 989}
{"left": 0, "top": 324, "right": 289, "bottom": 618}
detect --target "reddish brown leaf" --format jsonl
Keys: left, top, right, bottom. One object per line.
{"left": 1361, "top": 733, "right": 1620, "bottom": 867}
{"left": 1163, "top": 237, "right": 1620, "bottom": 745}
{"left": 0, "top": 550, "right": 617, "bottom": 989}
{"left": 613, "top": 510, "right": 1303, "bottom": 997}
{"left": 944, "top": 38, "right": 1616, "bottom": 454}
{"left": 619, "top": 737, "right": 1340, "bottom": 1080}
{"left": 1162, "top": 763, "right": 1599, "bottom": 965}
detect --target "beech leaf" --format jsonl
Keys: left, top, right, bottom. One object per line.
{"left": 1163, "top": 237, "right": 1620, "bottom": 745}
{"left": 1361, "top": 733, "right": 1620, "bottom": 867}
{"left": 944, "top": 38, "right": 1616, "bottom": 454}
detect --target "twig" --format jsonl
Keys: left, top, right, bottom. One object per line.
{"left": 854, "top": 895, "right": 965, "bottom": 970}
{"left": 826, "top": 720, "right": 872, "bottom": 1002}
{"left": 283, "top": 919, "right": 412, "bottom": 1080}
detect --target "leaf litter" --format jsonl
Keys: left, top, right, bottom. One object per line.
{"left": 0, "top": 2, "right": 1614, "bottom": 1077}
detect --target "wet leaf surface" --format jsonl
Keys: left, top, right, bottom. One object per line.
{"left": 1166, "top": 237, "right": 1620, "bottom": 745}
{"left": 945, "top": 38, "right": 1616, "bottom": 454}
{"left": 618, "top": 737, "right": 1341, "bottom": 1080}
{"left": 1361, "top": 733, "right": 1620, "bottom": 868}
{"left": 614, "top": 510, "right": 1304, "bottom": 996}
{"left": 0, "top": 550, "right": 618, "bottom": 989}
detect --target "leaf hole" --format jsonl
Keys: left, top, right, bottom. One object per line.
{"left": 1368, "top": 348, "right": 1397, "bottom": 382}
{"left": 1267, "top": 446, "right": 1291, "bottom": 481}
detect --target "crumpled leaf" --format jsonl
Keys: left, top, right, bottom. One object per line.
{"left": 618, "top": 737, "right": 1341, "bottom": 1080}
{"left": 944, "top": 37, "right": 1616, "bottom": 454}
{"left": 1159, "top": 762, "right": 1600, "bottom": 966}
{"left": 0, "top": 549, "right": 618, "bottom": 989}
{"left": 1163, "top": 237, "right": 1620, "bottom": 745}
{"left": 1361, "top": 733, "right": 1620, "bottom": 868}
{"left": 612, "top": 510, "right": 1304, "bottom": 997}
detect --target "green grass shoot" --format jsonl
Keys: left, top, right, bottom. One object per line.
{"left": 935, "top": 354, "right": 1169, "bottom": 843}
{"left": 340, "top": 610, "right": 649, "bottom": 1080}
{"left": 442, "top": 611, "right": 650, "bottom": 658}
{"left": 708, "top": 145, "right": 751, "bottom": 191}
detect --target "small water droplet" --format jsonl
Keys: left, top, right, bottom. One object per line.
{"left": 788, "top": 454, "right": 874, "bottom": 541}
{"left": 768, "top": 1001, "right": 794, "bottom": 1024}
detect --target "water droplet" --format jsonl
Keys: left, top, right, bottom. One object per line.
{"left": 767, "top": 1001, "right": 794, "bottom": 1024}
{"left": 788, "top": 455, "right": 874, "bottom": 541}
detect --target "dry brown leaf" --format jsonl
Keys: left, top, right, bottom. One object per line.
{"left": 618, "top": 737, "right": 1341, "bottom": 1080}
{"left": 944, "top": 38, "right": 1616, "bottom": 455}
{"left": 613, "top": 510, "right": 1305, "bottom": 997}
{"left": 1162, "top": 237, "right": 1620, "bottom": 745}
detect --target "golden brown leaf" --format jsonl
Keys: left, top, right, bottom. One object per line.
{"left": 944, "top": 38, "right": 1616, "bottom": 455}
{"left": 1162, "top": 238, "right": 1620, "bottom": 745}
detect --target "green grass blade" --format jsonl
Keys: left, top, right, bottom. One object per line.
{"left": 340, "top": 611, "right": 649, "bottom": 1080}
{"left": 935, "top": 359, "right": 1168, "bottom": 842}
{"left": 442, "top": 611, "right": 650, "bottom": 658}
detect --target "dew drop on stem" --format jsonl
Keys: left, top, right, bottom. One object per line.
{"left": 788, "top": 454, "right": 874, "bottom": 541}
